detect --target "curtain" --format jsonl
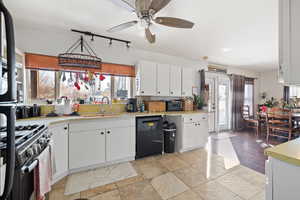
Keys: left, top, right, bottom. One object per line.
{"left": 231, "top": 74, "right": 246, "bottom": 131}
{"left": 200, "top": 69, "right": 205, "bottom": 95}
{"left": 283, "top": 86, "right": 290, "bottom": 102}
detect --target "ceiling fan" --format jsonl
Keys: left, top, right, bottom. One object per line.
{"left": 108, "top": 0, "right": 195, "bottom": 43}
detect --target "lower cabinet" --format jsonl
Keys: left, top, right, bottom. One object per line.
{"left": 49, "top": 123, "right": 69, "bottom": 183}
{"left": 106, "top": 127, "right": 135, "bottom": 162}
{"left": 69, "top": 129, "right": 106, "bottom": 170}
{"left": 166, "top": 113, "right": 209, "bottom": 152}
{"left": 68, "top": 118, "right": 136, "bottom": 171}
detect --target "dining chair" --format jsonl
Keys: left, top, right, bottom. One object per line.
{"left": 266, "top": 108, "right": 299, "bottom": 143}
{"left": 241, "top": 105, "right": 259, "bottom": 137}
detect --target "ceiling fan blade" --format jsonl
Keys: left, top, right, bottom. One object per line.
{"left": 150, "top": 0, "right": 171, "bottom": 14}
{"left": 107, "top": 21, "right": 138, "bottom": 33}
{"left": 110, "top": 0, "right": 135, "bottom": 12}
{"left": 135, "top": 0, "right": 152, "bottom": 12}
{"left": 154, "top": 17, "right": 194, "bottom": 29}
{"left": 145, "top": 27, "right": 156, "bottom": 44}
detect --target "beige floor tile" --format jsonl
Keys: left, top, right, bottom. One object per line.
{"left": 174, "top": 167, "right": 208, "bottom": 187}
{"left": 115, "top": 175, "right": 144, "bottom": 188}
{"left": 230, "top": 165, "right": 266, "bottom": 188}
{"left": 49, "top": 188, "right": 80, "bottom": 200}
{"left": 216, "top": 173, "right": 262, "bottom": 199}
{"left": 119, "top": 180, "right": 162, "bottom": 200}
{"left": 135, "top": 161, "right": 168, "bottom": 179}
{"left": 177, "top": 151, "right": 203, "bottom": 165}
{"left": 151, "top": 172, "right": 189, "bottom": 200}
{"left": 158, "top": 155, "right": 188, "bottom": 171}
{"left": 90, "top": 190, "right": 121, "bottom": 200}
{"left": 192, "top": 162, "right": 228, "bottom": 180}
{"left": 131, "top": 156, "right": 158, "bottom": 165}
{"left": 193, "top": 181, "right": 238, "bottom": 200}
{"left": 168, "top": 190, "right": 203, "bottom": 200}
{"left": 80, "top": 183, "right": 117, "bottom": 198}
{"left": 52, "top": 177, "right": 67, "bottom": 190}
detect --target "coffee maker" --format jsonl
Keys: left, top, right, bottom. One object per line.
{"left": 126, "top": 98, "right": 138, "bottom": 112}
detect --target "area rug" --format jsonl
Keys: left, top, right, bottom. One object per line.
{"left": 64, "top": 162, "right": 138, "bottom": 195}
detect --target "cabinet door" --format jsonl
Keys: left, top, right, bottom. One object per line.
{"left": 50, "top": 123, "right": 68, "bottom": 181}
{"left": 181, "top": 68, "right": 193, "bottom": 96}
{"left": 69, "top": 129, "right": 106, "bottom": 170}
{"left": 136, "top": 61, "right": 157, "bottom": 96}
{"left": 170, "top": 66, "right": 182, "bottom": 96}
{"left": 182, "top": 123, "right": 199, "bottom": 149}
{"left": 106, "top": 127, "right": 135, "bottom": 162}
{"left": 156, "top": 64, "right": 170, "bottom": 96}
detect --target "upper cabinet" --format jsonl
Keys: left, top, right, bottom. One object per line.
{"left": 136, "top": 61, "right": 193, "bottom": 97}
{"left": 156, "top": 63, "right": 170, "bottom": 96}
{"left": 170, "top": 66, "right": 182, "bottom": 97}
{"left": 136, "top": 61, "right": 157, "bottom": 96}
{"left": 181, "top": 68, "right": 193, "bottom": 97}
{"left": 279, "top": 0, "right": 300, "bottom": 85}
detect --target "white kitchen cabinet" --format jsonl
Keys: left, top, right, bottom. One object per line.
{"left": 49, "top": 123, "right": 69, "bottom": 183}
{"left": 166, "top": 113, "right": 208, "bottom": 152}
{"left": 69, "top": 129, "right": 106, "bottom": 170}
{"left": 265, "top": 157, "right": 300, "bottom": 200}
{"left": 279, "top": 0, "right": 300, "bottom": 85}
{"left": 106, "top": 126, "right": 135, "bottom": 162}
{"left": 156, "top": 63, "right": 170, "bottom": 96}
{"left": 136, "top": 61, "right": 157, "bottom": 96}
{"left": 181, "top": 68, "right": 193, "bottom": 97}
{"left": 170, "top": 66, "right": 182, "bottom": 96}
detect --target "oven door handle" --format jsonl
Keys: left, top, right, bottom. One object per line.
{"left": 21, "top": 160, "right": 38, "bottom": 174}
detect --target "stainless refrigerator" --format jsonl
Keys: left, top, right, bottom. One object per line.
{"left": 0, "top": 0, "right": 16, "bottom": 199}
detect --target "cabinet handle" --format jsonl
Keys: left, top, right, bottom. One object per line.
{"left": 171, "top": 92, "right": 173, "bottom": 94}
{"left": 141, "top": 91, "right": 144, "bottom": 94}
{"left": 64, "top": 127, "right": 68, "bottom": 130}
{"left": 158, "top": 91, "right": 160, "bottom": 94}
{"left": 100, "top": 132, "right": 105, "bottom": 135}
{"left": 107, "top": 131, "right": 111, "bottom": 134}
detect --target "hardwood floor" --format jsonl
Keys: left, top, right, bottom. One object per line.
{"left": 210, "top": 129, "right": 284, "bottom": 174}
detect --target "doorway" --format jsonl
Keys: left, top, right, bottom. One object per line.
{"left": 206, "top": 72, "right": 231, "bottom": 132}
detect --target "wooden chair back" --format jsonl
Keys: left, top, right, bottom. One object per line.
{"left": 241, "top": 105, "right": 251, "bottom": 120}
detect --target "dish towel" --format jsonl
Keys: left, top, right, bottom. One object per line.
{"left": 34, "top": 146, "right": 52, "bottom": 200}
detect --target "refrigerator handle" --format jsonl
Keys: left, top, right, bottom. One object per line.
{"left": 0, "top": 0, "right": 16, "bottom": 102}
{"left": 0, "top": 107, "right": 15, "bottom": 200}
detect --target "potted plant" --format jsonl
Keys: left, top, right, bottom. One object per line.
{"left": 263, "top": 97, "right": 279, "bottom": 108}
{"left": 193, "top": 94, "right": 204, "bottom": 110}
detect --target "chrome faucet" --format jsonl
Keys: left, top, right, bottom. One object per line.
{"left": 99, "top": 96, "right": 111, "bottom": 114}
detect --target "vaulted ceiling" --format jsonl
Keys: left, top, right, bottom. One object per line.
{"left": 6, "top": 0, "right": 278, "bottom": 71}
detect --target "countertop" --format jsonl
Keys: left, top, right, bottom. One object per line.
{"left": 265, "top": 138, "right": 300, "bottom": 167}
{"left": 16, "top": 110, "right": 207, "bottom": 126}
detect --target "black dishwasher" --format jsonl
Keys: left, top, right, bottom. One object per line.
{"left": 136, "top": 116, "right": 163, "bottom": 159}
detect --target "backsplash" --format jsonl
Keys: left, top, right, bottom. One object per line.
{"left": 40, "top": 104, "right": 126, "bottom": 116}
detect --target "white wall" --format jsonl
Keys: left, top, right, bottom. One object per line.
{"left": 15, "top": 26, "right": 207, "bottom": 89}
{"left": 259, "top": 69, "right": 283, "bottom": 103}
{"left": 16, "top": 25, "right": 263, "bottom": 105}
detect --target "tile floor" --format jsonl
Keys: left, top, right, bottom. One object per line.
{"left": 48, "top": 148, "right": 266, "bottom": 200}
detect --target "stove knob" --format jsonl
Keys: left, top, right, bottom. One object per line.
{"left": 38, "top": 138, "right": 46, "bottom": 144}
{"left": 32, "top": 144, "right": 40, "bottom": 155}
{"left": 26, "top": 148, "right": 34, "bottom": 157}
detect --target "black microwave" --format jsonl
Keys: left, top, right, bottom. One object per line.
{"left": 166, "top": 100, "right": 183, "bottom": 111}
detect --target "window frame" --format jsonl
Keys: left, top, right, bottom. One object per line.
{"left": 28, "top": 69, "right": 133, "bottom": 102}
{"left": 244, "top": 83, "right": 255, "bottom": 117}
